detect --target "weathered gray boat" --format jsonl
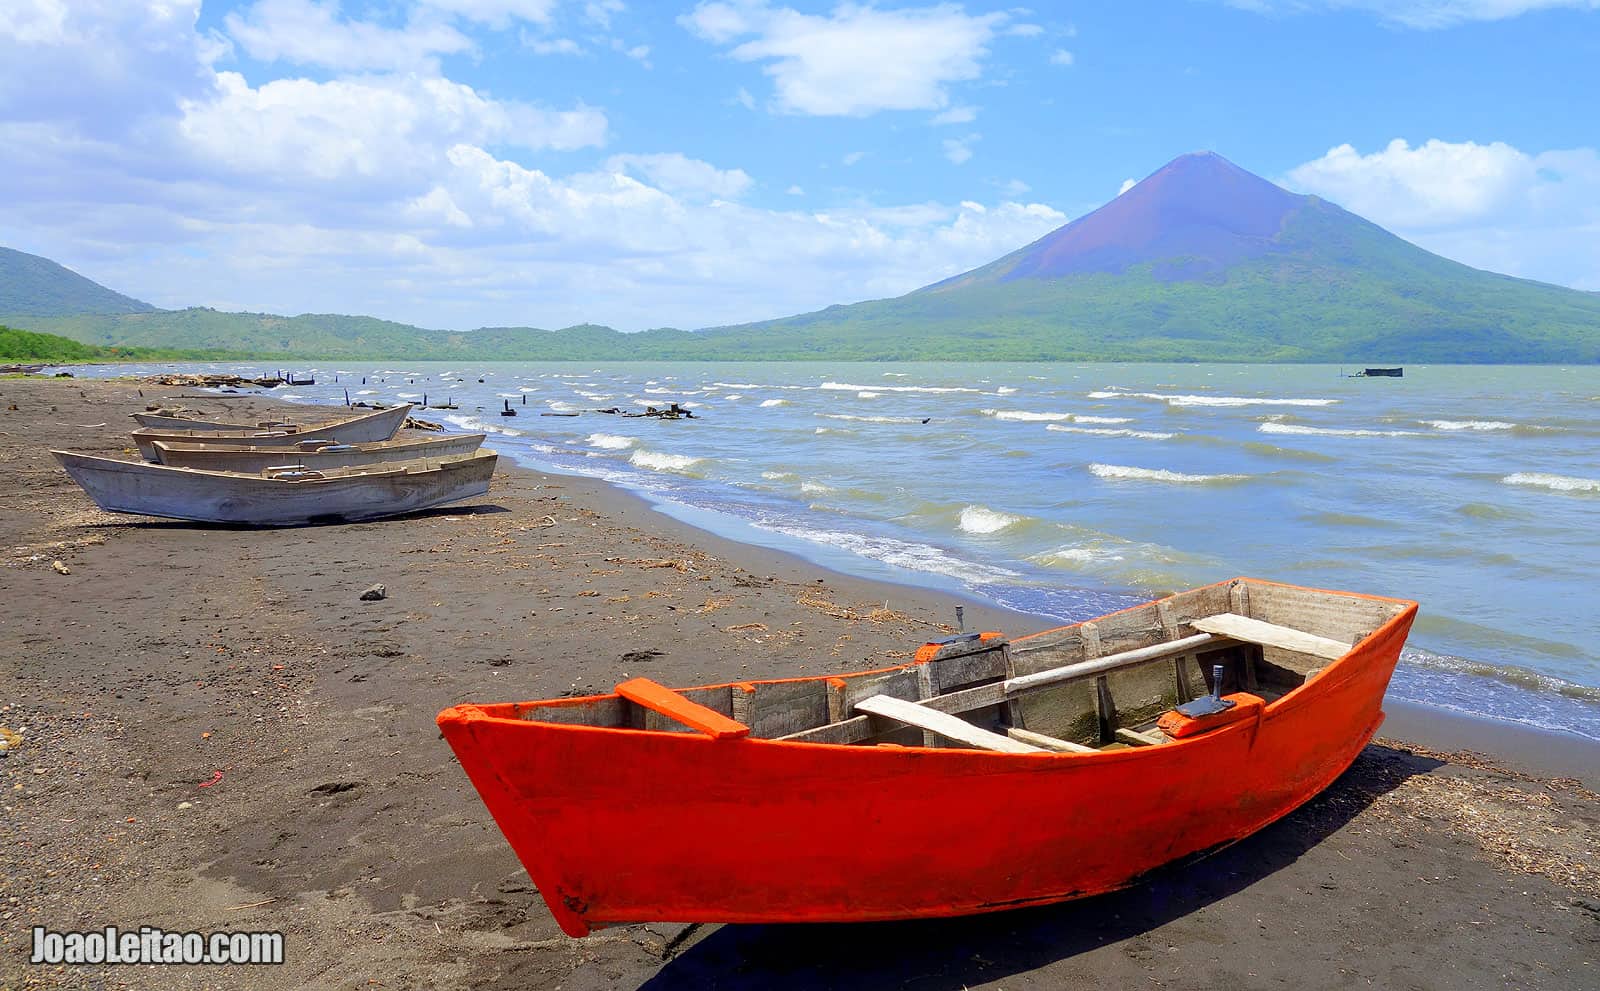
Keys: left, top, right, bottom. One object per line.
{"left": 130, "top": 403, "right": 411, "bottom": 437}
{"left": 150, "top": 433, "right": 485, "bottom": 472}
{"left": 52, "top": 449, "right": 496, "bottom": 526}
{"left": 130, "top": 404, "right": 413, "bottom": 461}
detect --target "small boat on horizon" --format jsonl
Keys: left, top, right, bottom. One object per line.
{"left": 438, "top": 578, "right": 1417, "bottom": 937}
{"left": 53, "top": 449, "right": 496, "bottom": 525}
{"left": 150, "top": 433, "right": 485, "bottom": 472}
{"left": 129, "top": 404, "right": 413, "bottom": 461}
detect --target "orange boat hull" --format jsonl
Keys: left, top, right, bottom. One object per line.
{"left": 438, "top": 581, "right": 1416, "bottom": 936}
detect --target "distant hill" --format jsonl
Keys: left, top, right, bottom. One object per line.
{"left": 0, "top": 325, "right": 198, "bottom": 363}
{"left": 0, "top": 247, "right": 156, "bottom": 317}
{"left": 3, "top": 153, "right": 1598, "bottom": 362}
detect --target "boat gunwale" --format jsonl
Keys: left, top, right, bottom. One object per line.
{"left": 436, "top": 576, "right": 1419, "bottom": 759}
{"left": 52, "top": 448, "right": 498, "bottom": 485}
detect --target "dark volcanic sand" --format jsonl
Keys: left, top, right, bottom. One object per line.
{"left": 1, "top": 377, "right": 1596, "bottom": 990}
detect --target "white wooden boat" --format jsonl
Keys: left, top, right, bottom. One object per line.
{"left": 130, "top": 403, "right": 411, "bottom": 437}
{"left": 150, "top": 433, "right": 485, "bottom": 472}
{"left": 52, "top": 450, "right": 496, "bottom": 525}
{"left": 130, "top": 404, "right": 413, "bottom": 461}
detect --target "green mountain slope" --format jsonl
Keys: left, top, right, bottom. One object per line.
{"left": 3, "top": 154, "right": 1597, "bottom": 362}
{"left": 0, "top": 247, "right": 156, "bottom": 316}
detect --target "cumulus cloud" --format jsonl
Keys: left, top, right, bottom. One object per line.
{"left": 1225, "top": 1, "right": 1599, "bottom": 29}
{"left": 605, "top": 153, "right": 753, "bottom": 200}
{"left": 225, "top": 0, "right": 474, "bottom": 71}
{"left": 178, "top": 72, "right": 608, "bottom": 183}
{"left": 1118, "top": 178, "right": 1137, "bottom": 195}
{"left": 681, "top": 1, "right": 1013, "bottom": 116}
{"left": 0, "top": 1, "right": 1075, "bottom": 330}
{"left": 1049, "top": 48, "right": 1074, "bottom": 65}
{"left": 943, "top": 133, "right": 979, "bottom": 165}
{"left": 1286, "top": 138, "right": 1600, "bottom": 289}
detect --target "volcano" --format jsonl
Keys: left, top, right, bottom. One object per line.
{"left": 933, "top": 151, "right": 1308, "bottom": 287}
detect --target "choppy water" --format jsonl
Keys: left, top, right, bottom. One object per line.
{"left": 75, "top": 361, "right": 1600, "bottom": 742}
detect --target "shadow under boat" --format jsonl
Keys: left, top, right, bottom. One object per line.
{"left": 635, "top": 743, "right": 1441, "bottom": 991}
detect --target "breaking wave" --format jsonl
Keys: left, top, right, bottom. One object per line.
{"left": 1092, "top": 389, "right": 1338, "bottom": 408}
{"left": 1501, "top": 472, "right": 1600, "bottom": 493}
{"left": 586, "top": 433, "right": 637, "bottom": 450}
{"left": 1259, "top": 422, "right": 1423, "bottom": 438}
{"left": 1089, "top": 463, "right": 1249, "bottom": 484}
{"left": 821, "top": 381, "right": 980, "bottom": 394}
{"left": 957, "top": 505, "right": 1023, "bottom": 534}
{"left": 1046, "top": 424, "right": 1175, "bottom": 440}
{"left": 629, "top": 450, "right": 706, "bottom": 474}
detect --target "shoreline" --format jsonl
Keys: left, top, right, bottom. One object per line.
{"left": 4, "top": 376, "right": 1598, "bottom": 990}
{"left": 35, "top": 372, "right": 1600, "bottom": 779}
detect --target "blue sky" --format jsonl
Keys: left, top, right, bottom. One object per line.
{"left": 2, "top": 1, "right": 1598, "bottom": 331}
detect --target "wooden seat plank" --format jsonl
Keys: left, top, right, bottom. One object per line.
{"left": 1190, "top": 614, "right": 1350, "bottom": 661}
{"left": 854, "top": 695, "right": 1043, "bottom": 754}
{"left": 616, "top": 678, "right": 750, "bottom": 740}
{"left": 1007, "top": 727, "right": 1097, "bottom": 753}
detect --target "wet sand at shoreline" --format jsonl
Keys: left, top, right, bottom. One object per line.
{"left": 2, "top": 377, "right": 1596, "bottom": 990}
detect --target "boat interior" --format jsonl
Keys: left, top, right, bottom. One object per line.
{"left": 495, "top": 580, "right": 1410, "bottom": 753}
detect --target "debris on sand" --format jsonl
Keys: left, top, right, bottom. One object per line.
{"left": 360, "top": 583, "right": 388, "bottom": 601}
{"left": 50, "top": 560, "right": 70, "bottom": 575}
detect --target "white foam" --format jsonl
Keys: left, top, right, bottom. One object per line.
{"left": 1423, "top": 419, "right": 1519, "bottom": 431}
{"left": 957, "top": 505, "right": 1022, "bottom": 534}
{"left": 1046, "top": 425, "right": 1175, "bottom": 440}
{"left": 761, "top": 470, "right": 795, "bottom": 481}
{"left": 821, "top": 381, "right": 979, "bottom": 394}
{"left": 753, "top": 522, "right": 1021, "bottom": 583}
{"left": 760, "top": 399, "right": 789, "bottom": 408}
{"left": 586, "top": 433, "right": 637, "bottom": 450}
{"left": 1502, "top": 472, "right": 1600, "bottom": 493}
{"left": 857, "top": 391, "right": 881, "bottom": 399}
{"left": 996, "top": 386, "right": 1018, "bottom": 395}
{"left": 1089, "top": 463, "right": 1247, "bottom": 484}
{"left": 981, "top": 409, "right": 1074, "bottom": 422}
{"left": 629, "top": 450, "right": 704, "bottom": 473}
{"left": 817, "top": 414, "right": 924, "bottom": 424}
{"left": 800, "top": 481, "right": 833, "bottom": 495}
{"left": 396, "top": 393, "right": 421, "bottom": 399}
{"left": 1092, "top": 389, "right": 1338, "bottom": 408}
{"left": 1259, "top": 422, "right": 1421, "bottom": 438}
{"left": 1073, "top": 415, "right": 1132, "bottom": 424}
{"left": 355, "top": 389, "right": 377, "bottom": 395}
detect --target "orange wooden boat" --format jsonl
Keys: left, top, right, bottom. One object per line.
{"left": 438, "top": 577, "right": 1416, "bottom": 937}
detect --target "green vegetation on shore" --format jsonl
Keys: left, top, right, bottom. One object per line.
{"left": 0, "top": 325, "right": 221, "bottom": 363}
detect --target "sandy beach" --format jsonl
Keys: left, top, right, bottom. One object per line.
{"left": 2, "top": 375, "right": 1596, "bottom": 991}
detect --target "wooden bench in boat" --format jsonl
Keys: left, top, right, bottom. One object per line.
{"left": 1189, "top": 613, "right": 1351, "bottom": 661}
{"left": 779, "top": 613, "right": 1358, "bottom": 750}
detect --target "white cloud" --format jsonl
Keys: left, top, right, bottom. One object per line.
{"left": 0, "top": 0, "right": 1077, "bottom": 331}
{"left": 1286, "top": 138, "right": 1535, "bottom": 228}
{"left": 733, "top": 86, "right": 756, "bottom": 109}
{"left": 1049, "top": 48, "right": 1074, "bottom": 65}
{"left": 786, "top": 184, "right": 805, "bottom": 195}
{"left": 225, "top": 0, "right": 474, "bottom": 71}
{"left": 932, "top": 105, "right": 978, "bottom": 125}
{"left": 525, "top": 35, "right": 583, "bottom": 54}
{"left": 605, "top": 153, "right": 753, "bottom": 199}
{"left": 583, "top": 0, "right": 625, "bottom": 28}
{"left": 682, "top": 1, "right": 1013, "bottom": 116}
{"left": 1225, "top": 1, "right": 1598, "bottom": 29}
{"left": 417, "top": 0, "right": 558, "bottom": 27}
{"left": 178, "top": 72, "right": 608, "bottom": 183}
{"left": 1286, "top": 138, "right": 1600, "bottom": 289}
{"left": 997, "top": 178, "right": 1031, "bottom": 196}
{"left": 1118, "top": 178, "right": 1136, "bottom": 195}
{"left": 943, "top": 133, "right": 979, "bottom": 165}
{"left": 841, "top": 150, "right": 867, "bottom": 166}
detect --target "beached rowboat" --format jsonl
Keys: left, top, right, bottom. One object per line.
{"left": 130, "top": 402, "right": 410, "bottom": 439}
{"left": 438, "top": 578, "right": 1416, "bottom": 936}
{"left": 53, "top": 449, "right": 496, "bottom": 525}
{"left": 129, "top": 404, "right": 413, "bottom": 461}
{"left": 150, "top": 433, "right": 485, "bottom": 472}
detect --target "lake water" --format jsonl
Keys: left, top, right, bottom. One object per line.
{"left": 78, "top": 360, "right": 1600, "bottom": 742}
